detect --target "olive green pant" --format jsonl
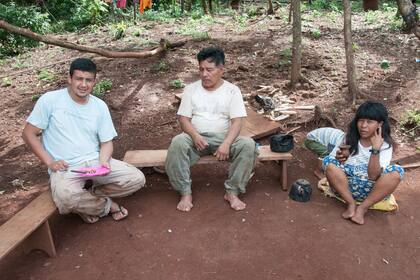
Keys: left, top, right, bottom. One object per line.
{"left": 165, "top": 132, "right": 258, "bottom": 195}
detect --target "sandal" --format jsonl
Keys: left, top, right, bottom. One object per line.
{"left": 110, "top": 204, "right": 128, "bottom": 221}
{"left": 78, "top": 213, "right": 100, "bottom": 224}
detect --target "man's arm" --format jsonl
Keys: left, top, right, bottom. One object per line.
{"left": 22, "top": 123, "right": 68, "bottom": 171}
{"left": 99, "top": 140, "right": 113, "bottom": 169}
{"left": 214, "top": 117, "right": 243, "bottom": 161}
{"left": 179, "top": 116, "right": 208, "bottom": 151}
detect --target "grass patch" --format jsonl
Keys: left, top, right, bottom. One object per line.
{"left": 37, "top": 69, "right": 56, "bottom": 82}
{"left": 151, "top": 60, "right": 169, "bottom": 73}
{"left": 400, "top": 109, "right": 420, "bottom": 139}
{"left": 93, "top": 78, "right": 113, "bottom": 98}
{"left": 169, "top": 79, "right": 185, "bottom": 89}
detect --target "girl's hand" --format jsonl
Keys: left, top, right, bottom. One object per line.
{"left": 370, "top": 125, "right": 384, "bottom": 150}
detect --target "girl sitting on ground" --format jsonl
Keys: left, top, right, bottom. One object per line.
{"left": 323, "top": 101, "right": 404, "bottom": 225}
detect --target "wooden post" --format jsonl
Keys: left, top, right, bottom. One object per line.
{"left": 22, "top": 221, "right": 56, "bottom": 257}
{"left": 281, "top": 161, "right": 288, "bottom": 191}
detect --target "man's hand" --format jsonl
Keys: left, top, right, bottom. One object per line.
{"left": 100, "top": 160, "right": 111, "bottom": 170}
{"left": 335, "top": 149, "right": 349, "bottom": 164}
{"left": 47, "top": 160, "right": 69, "bottom": 172}
{"left": 370, "top": 125, "right": 384, "bottom": 150}
{"left": 192, "top": 134, "right": 209, "bottom": 151}
{"left": 214, "top": 142, "right": 230, "bottom": 161}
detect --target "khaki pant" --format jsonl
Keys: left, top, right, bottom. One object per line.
{"left": 50, "top": 158, "right": 145, "bottom": 217}
{"left": 165, "top": 132, "right": 258, "bottom": 195}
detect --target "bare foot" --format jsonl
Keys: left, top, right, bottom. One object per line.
{"left": 224, "top": 193, "right": 246, "bottom": 211}
{"left": 177, "top": 194, "right": 193, "bottom": 212}
{"left": 78, "top": 213, "right": 100, "bottom": 224}
{"left": 110, "top": 202, "right": 128, "bottom": 221}
{"left": 342, "top": 203, "right": 356, "bottom": 219}
{"left": 351, "top": 206, "right": 367, "bottom": 225}
{"left": 313, "top": 169, "right": 325, "bottom": 180}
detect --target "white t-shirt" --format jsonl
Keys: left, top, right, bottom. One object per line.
{"left": 27, "top": 88, "right": 117, "bottom": 166}
{"left": 177, "top": 80, "right": 247, "bottom": 134}
{"left": 330, "top": 141, "right": 393, "bottom": 178}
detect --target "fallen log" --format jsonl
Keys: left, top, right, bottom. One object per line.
{"left": 0, "top": 20, "right": 186, "bottom": 59}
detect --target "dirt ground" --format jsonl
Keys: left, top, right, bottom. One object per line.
{"left": 0, "top": 8, "right": 419, "bottom": 280}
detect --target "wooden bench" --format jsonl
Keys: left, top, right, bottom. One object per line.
{"left": 0, "top": 190, "right": 57, "bottom": 261}
{"left": 124, "top": 145, "right": 293, "bottom": 191}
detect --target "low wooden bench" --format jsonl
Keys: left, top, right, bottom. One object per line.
{"left": 124, "top": 145, "right": 293, "bottom": 191}
{"left": 0, "top": 190, "right": 57, "bottom": 261}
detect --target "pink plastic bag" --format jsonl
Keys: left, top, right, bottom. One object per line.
{"left": 71, "top": 166, "right": 110, "bottom": 177}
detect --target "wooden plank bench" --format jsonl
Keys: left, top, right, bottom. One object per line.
{"left": 124, "top": 145, "right": 293, "bottom": 191}
{"left": 0, "top": 190, "right": 57, "bottom": 261}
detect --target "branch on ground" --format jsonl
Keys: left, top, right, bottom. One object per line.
{"left": 0, "top": 20, "right": 186, "bottom": 59}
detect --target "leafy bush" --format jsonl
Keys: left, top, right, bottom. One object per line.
{"left": 151, "top": 60, "right": 169, "bottom": 73}
{"left": 0, "top": 2, "right": 51, "bottom": 57}
{"left": 93, "top": 79, "right": 113, "bottom": 98}
{"left": 37, "top": 69, "right": 56, "bottom": 82}
{"left": 310, "top": 28, "right": 322, "bottom": 39}
{"left": 400, "top": 109, "right": 420, "bottom": 139}
{"left": 169, "top": 79, "right": 185, "bottom": 89}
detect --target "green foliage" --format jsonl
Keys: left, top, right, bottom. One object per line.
{"left": 364, "top": 10, "right": 381, "bottom": 24}
{"left": 169, "top": 79, "right": 185, "bottom": 89}
{"left": 93, "top": 79, "right": 113, "bottom": 98}
{"left": 176, "top": 16, "right": 215, "bottom": 36}
{"left": 37, "top": 69, "right": 56, "bottom": 82}
{"left": 151, "top": 60, "right": 169, "bottom": 73}
{"left": 2, "top": 77, "right": 12, "bottom": 87}
{"left": 277, "top": 48, "right": 292, "bottom": 67}
{"left": 31, "top": 93, "right": 42, "bottom": 102}
{"left": 45, "top": 0, "right": 109, "bottom": 31}
{"left": 304, "top": 0, "right": 342, "bottom": 12}
{"left": 0, "top": 2, "right": 51, "bottom": 58}
{"left": 191, "top": 31, "right": 211, "bottom": 41}
{"left": 352, "top": 42, "right": 359, "bottom": 52}
{"left": 380, "top": 59, "right": 390, "bottom": 69}
{"left": 400, "top": 109, "right": 420, "bottom": 139}
{"left": 310, "top": 28, "right": 322, "bottom": 39}
{"left": 109, "top": 22, "right": 127, "bottom": 40}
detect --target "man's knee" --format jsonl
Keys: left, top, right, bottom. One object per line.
{"left": 236, "top": 137, "right": 256, "bottom": 153}
{"left": 169, "top": 133, "right": 191, "bottom": 151}
{"left": 131, "top": 168, "right": 146, "bottom": 189}
{"left": 52, "top": 187, "right": 82, "bottom": 214}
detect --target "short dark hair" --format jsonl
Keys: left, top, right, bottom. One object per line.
{"left": 197, "top": 47, "right": 225, "bottom": 66}
{"left": 69, "top": 58, "right": 97, "bottom": 77}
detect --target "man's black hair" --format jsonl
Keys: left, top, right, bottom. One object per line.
{"left": 69, "top": 58, "right": 97, "bottom": 77}
{"left": 197, "top": 47, "right": 225, "bottom": 66}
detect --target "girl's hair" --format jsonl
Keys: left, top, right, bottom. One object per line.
{"left": 346, "top": 101, "right": 394, "bottom": 155}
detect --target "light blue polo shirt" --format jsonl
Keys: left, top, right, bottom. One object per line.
{"left": 27, "top": 88, "right": 117, "bottom": 166}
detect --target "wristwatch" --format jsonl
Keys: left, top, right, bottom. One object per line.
{"left": 369, "top": 148, "right": 380, "bottom": 155}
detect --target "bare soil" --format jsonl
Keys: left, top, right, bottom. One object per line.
{"left": 0, "top": 9, "right": 419, "bottom": 280}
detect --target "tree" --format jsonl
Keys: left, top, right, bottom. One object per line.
{"left": 343, "top": 0, "right": 359, "bottom": 105}
{"left": 290, "top": 0, "right": 302, "bottom": 87}
{"left": 396, "top": 0, "right": 420, "bottom": 39}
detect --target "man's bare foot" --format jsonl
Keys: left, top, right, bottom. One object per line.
{"left": 342, "top": 203, "right": 356, "bottom": 219}
{"left": 224, "top": 193, "right": 246, "bottom": 211}
{"left": 78, "top": 213, "right": 100, "bottom": 224}
{"left": 351, "top": 206, "right": 367, "bottom": 225}
{"left": 177, "top": 194, "right": 193, "bottom": 212}
{"left": 313, "top": 169, "right": 325, "bottom": 180}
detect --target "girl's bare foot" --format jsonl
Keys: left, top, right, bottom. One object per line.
{"left": 342, "top": 203, "right": 356, "bottom": 219}
{"left": 351, "top": 206, "right": 367, "bottom": 225}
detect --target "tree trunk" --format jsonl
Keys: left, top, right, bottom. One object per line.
{"left": 181, "top": 0, "right": 185, "bottom": 13}
{"left": 343, "top": 0, "right": 359, "bottom": 105}
{"left": 267, "top": 0, "right": 274, "bottom": 15}
{"left": 208, "top": 0, "right": 214, "bottom": 14}
{"left": 231, "top": 0, "right": 240, "bottom": 10}
{"left": 200, "top": 0, "right": 209, "bottom": 14}
{"left": 290, "top": 0, "right": 302, "bottom": 87}
{"left": 0, "top": 20, "right": 185, "bottom": 59}
{"left": 396, "top": 0, "right": 420, "bottom": 39}
{"left": 185, "top": 0, "right": 192, "bottom": 12}
{"left": 288, "top": 1, "right": 292, "bottom": 24}
{"left": 363, "top": 0, "right": 379, "bottom": 11}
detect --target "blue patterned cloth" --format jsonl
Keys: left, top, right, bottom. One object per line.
{"left": 323, "top": 156, "right": 404, "bottom": 201}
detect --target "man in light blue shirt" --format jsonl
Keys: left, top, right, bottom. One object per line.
{"left": 23, "top": 58, "right": 145, "bottom": 224}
